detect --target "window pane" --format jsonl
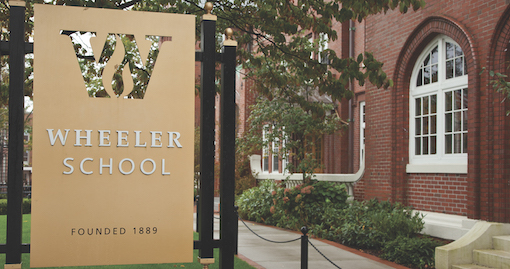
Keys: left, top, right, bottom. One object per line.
{"left": 415, "top": 137, "right": 421, "bottom": 155}
{"left": 446, "top": 60, "right": 454, "bottom": 79}
{"left": 445, "top": 134, "right": 453, "bottom": 154}
{"left": 423, "top": 117, "right": 429, "bottom": 134}
{"left": 432, "top": 64, "right": 438, "bottom": 83}
{"left": 431, "top": 115, "right": 437, "bottom": 134}
{"left": 445, "top": 91, "right": 453, "bottom": 111}
{"left": 446, "top": 42, "right": 454, "bottom": 59}
{"left": 417, "top": 69, "right": 423, "bottom": 86}
{"left": 446, "top": 113, "right": 453, "bottom": 132}
{"left": 424, "top": 66, "right": 430, "bottom": 85}
{"left": 454, "top": 90, "right": 462, "bottom": 110}
{"left": 463, "top": 110, "right": 468, "bottom": 131}
{"left": 431, "top": 46, "right": 438, "bottom": 64}
{"left": 431, "top": 95, "right": 437, "bottom": 114}
{"left": 463, "top": 133, "right": 468, "bottom": 153}
{"left": 423, "top": 96, "right": 429, "bottom": 115}
{"left": 423, "top": 54, "right": 430, "bottom": 66}
{"left": 464, "top": 57, "right": 468, "bottom": 75}
{"left": 455, "top": 58, "right": 464, "bottom": 77}
{"left": 454, "top": 111, "right": 461, "bottom": 132}
{"left": 431, "top": 136, "right": 437, "bottom": 154}
{"left": 415, "top": 118, "right": 421, "bottom": 135}
{"left": 415, "top": 98, "right": 422, "bottom": 116}
{"left": 273, "top": 155, "right": 279, "bottom": 172}
{"left": 423, "top": 137, "right": 429, "bottom": 154}
{"left": 455, "top": 44, "right": 463, "bottom": 57}
{"left": 463, "top": 89, "right": 468, "bottom": 109}
{"left": 454, "top": 133, "right": 462, "bottom": 153}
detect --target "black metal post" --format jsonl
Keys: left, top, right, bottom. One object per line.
{"left": 6, "top": 1, "right": 26, "bottom": 266}
{"left": 301, "top": 226, "right": 309, "bottom": 269}
{"left": 219, "top": 29, "right": 237, "bottom": 269}
{"left": 198, "top": 5, "right": 217, "bottom": 265}
{"left": 234, "top": 205, "right": 239, "bottom": 255}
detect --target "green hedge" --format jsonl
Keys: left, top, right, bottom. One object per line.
{"left": 237, "top": 180, "right": 443, "bottom": 269}
{"left": 0, "top": 199, "right": 31, "bottom": 215}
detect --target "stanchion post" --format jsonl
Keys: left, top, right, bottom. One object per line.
{"left": 219, "top": 28, "right": 237, "bottom": 269}
{"left": 5, "top": 1, "right": 26, "bottom": 268}
{"left": 301, "top": 226, "right": 309, "bottom": 269}
{"left": 198, "top": 2, "right": 217, "bottom": 268}
{"left": 234, "top": 205, "right": 239, "bottom": 255}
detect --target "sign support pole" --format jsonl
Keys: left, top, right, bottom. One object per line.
{"left": 219, "top": 28, "right": 237, "bottom": 269}
{"left": 5, "top": 1, "right": 26, "bottom": 268}
{"left": 198, "top": 3, "right": 217, "bottom": 268}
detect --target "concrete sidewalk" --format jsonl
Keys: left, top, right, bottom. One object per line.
{"left": 194, "top": 199, "right": 409, "bottom": 269}
{"left": 235, "top": 218, "right": 408, "bottom": 269}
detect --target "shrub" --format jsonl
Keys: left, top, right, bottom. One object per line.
{"left": 333, "top": 199, "right": 424, "bottom": 249}
{"left": 237, "top": 180, "right": 277, "bottom": 223}
{"left": 273, "top": 181, "right": 349, "bottom": 230}
{"left": 381, "top": 235, "right": 441, "bottom": 268}
{"left": 237, "top": 183, "right": 438, "bottom": 269}
{"left": 234, "top": 151, "right": 256, "bottom": 196}
{"left": 237, "top": 180, "right": 349, "bottom": 229}
{"left": 0, "top": 199, "right": 31, "bottom": 214}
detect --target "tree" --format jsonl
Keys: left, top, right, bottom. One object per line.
{"left": 2, "top": 0, "right": 424, "bottom": 99}
{"left": 482, "top": 67, "right": 510, "bottom": 115}
{"left": 0, "top": 0, "right": 425, "bottom": 179}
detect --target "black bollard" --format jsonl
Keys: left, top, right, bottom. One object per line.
{"left": 234, "top": 205, "right": 239, "bottom": 255}
{"left": 301, "top": 226, "right": 309, "bottom": 269}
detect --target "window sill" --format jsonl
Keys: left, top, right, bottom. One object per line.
{"left": 406, "top": 163, "right": 467, "bottom": 174}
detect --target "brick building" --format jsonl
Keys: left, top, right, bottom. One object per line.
{"left": 242, "top": 1, "right": 510, "bottom": 225}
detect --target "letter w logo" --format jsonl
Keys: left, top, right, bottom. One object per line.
{"left": 62, "top": 31, "right": 171, "bottom": 99}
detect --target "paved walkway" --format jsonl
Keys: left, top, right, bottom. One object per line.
{"left": 236, "top": 219, "right": 408, "bottom": 269}
{"left": 194, "top": 198, "right": 409, "bottom": 269}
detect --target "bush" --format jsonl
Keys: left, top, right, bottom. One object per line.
{"left": 333, "top": 199, "right": 424, "bottom": 249}
{"left": 273, "top": 181, "right": 349, "bottom": 230}
{"left": 237, "top": 180, "right": 349, "bottom": 230}
{"left": 0, "top": 199, "right": 31, "bottom": 214}
{"left": 237, "top": 183, "right": 439, "bottom": 269}
{"left": 381, "top": 235, "right": 441, "bottom": 268}
{"left": 237, "top": 180, "right": 277, "bottom": 223}
{"left": 234, "top": 152, "right": 256, "bottom": 196}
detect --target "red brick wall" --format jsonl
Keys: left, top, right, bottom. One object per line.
{"left": 485, "top": 4, "right": 510, "bottom": 223}
{"left": 232, "top": 1, "right": 510, "bottom": 223}
{"left": 360, "top": 0, "right": 510, "bottom": 222}
{"left": 408, "top": 174, "right": 468, "bottom": 215}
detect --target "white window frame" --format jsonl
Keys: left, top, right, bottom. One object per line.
{"left": 319, "top": 33, "right": 329, "bottom": 64}
{"left": 272, "top": 131, "right": 280, "bottom": 174}
{"left": 281, "top": 133, "right": 287, "bottom": 173}
{"left": 407, "top": 35, "right": 468, "bottom": 174}
{"left": 262, "top": 124, "right": 269, "bottom": 173}
{"left": 262, "top": 124, "right": 288, "bottom": 174}
{"left": 308, "top": 33, "right": 329, "bottom": 64}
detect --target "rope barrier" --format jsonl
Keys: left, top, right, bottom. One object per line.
{"left": 236, "top": 212, "right": 301, "bottom": 244}
{"left": 307, "top": 238, "right": 343, "bottom": 269}
{"left": 233, "top": 209, "right": 343, "bottom": 268}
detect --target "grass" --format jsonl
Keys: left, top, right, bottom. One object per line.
{"left": 0, "top": 215, "right": 254, "bottom": 269}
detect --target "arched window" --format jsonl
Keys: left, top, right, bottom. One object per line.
{"left": 408, "top": 35, "right": 468, "bottom": 173}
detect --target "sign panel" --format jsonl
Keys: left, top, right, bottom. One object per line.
{"left": 31, "top": 5, "right": 195, "bottom": 267}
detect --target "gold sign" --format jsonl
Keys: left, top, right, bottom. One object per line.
{"left": 31, "top": 5, "right": 195, "bottom": 267}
